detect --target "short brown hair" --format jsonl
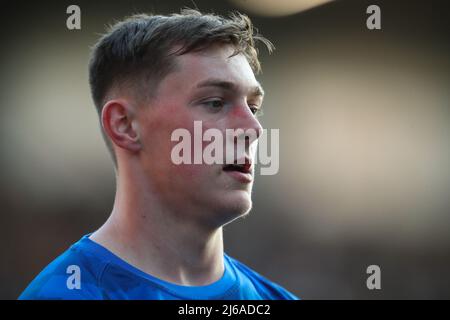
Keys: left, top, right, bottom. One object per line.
{"left": 88, "top": 8, "right": 274, "bottom": 167}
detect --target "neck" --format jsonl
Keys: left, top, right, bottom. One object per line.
{"left": 90, "top": 164, "right": 225, "bottom": 286}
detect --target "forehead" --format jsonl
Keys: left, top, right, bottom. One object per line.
{"left": 158, "top": 45, "right": 260, "bottom": 96}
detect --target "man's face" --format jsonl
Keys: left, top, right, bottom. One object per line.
{"left": 135, "top": 44, "right": 263, "bottom": 228}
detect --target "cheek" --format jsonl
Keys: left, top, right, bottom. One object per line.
{"left": 153, "top": 163, "right": 216, "bottom": 208}
{"left": 140, "top": 111, "right": 218, "bottom": 194}
{"left": 173, "top": 165, "right": 214, "bottom": 195}
{"left": 141, "top": 104, "right": 192, "bottom": 161}
{"left": 166, "top": 128, "right": 220, "bottom": 195}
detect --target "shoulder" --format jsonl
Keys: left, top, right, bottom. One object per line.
{"left": 225, "top": 254, "right": 300, "bottom": 300}
{"left": 19, "top": 239, "right": 107, "bottom": 300}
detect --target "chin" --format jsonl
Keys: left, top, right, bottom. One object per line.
{"left": 212, "top": 190, "right": 253, "bottom": 227}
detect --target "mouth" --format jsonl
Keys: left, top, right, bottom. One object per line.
{"left": 222, "top": 159, "right": 253, "bottom": 183}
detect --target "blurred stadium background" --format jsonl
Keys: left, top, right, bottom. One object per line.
{"left": 0, "top": 0, "right": 449, "bottom": 299}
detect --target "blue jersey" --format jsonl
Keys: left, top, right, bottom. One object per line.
{"left": 19, "top": 234, "right": 299, "bottom": 300}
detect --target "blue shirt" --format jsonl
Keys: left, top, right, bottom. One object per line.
{"left": 19, "top": 234, "right": 299, "bottom": 300}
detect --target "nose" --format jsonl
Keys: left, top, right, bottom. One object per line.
{"left": 230, "top": 102, "right": 263, "bottom": 147}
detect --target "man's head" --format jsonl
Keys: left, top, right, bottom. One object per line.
{"left": 88, "top": 9, "right": 273, "bottom": 227}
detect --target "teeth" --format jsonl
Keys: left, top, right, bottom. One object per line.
{"left": 224, "top": 164, "right": 244, "bottom": 172}
{"left": 223, "top": 164, "right": 249, "bottom": 173}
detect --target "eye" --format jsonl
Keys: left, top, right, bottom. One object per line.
{"left": 249, "top": 104, "right": 263, "bottom": 116}
{"left": 202, "top": 99, "right": 225, "bottom": 112}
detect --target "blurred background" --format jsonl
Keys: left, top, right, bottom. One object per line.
{"left": 1, "top": 0, "right": 449, "bottom": 299}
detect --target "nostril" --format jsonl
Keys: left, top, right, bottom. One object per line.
{"left": 256, "top": 126, "right": 263, "bottom": 138}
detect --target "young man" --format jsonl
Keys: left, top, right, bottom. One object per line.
{"left": 19, "top": 9, "right": 298, "bottom": 300}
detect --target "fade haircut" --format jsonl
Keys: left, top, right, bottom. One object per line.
{"left": 88, "top": 8, "right": 274, "bottom": 167}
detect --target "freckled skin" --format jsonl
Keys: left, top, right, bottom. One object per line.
{"left": 134, "top": 45, "right": 262, "bottom": 228}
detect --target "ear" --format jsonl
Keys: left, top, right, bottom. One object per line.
{"left": 101, "top": 99, "right": 141, "bottom": 153}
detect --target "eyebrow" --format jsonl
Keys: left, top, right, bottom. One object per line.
{"left": 196, "top": 78, "right": 265, "bottom": 97}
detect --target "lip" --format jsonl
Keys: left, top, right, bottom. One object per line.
{"left": 224, "top": 169, "right": 253, "bottom": 183}
{"left": 222, "top": 157, "right": 253, "bottom": 183}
